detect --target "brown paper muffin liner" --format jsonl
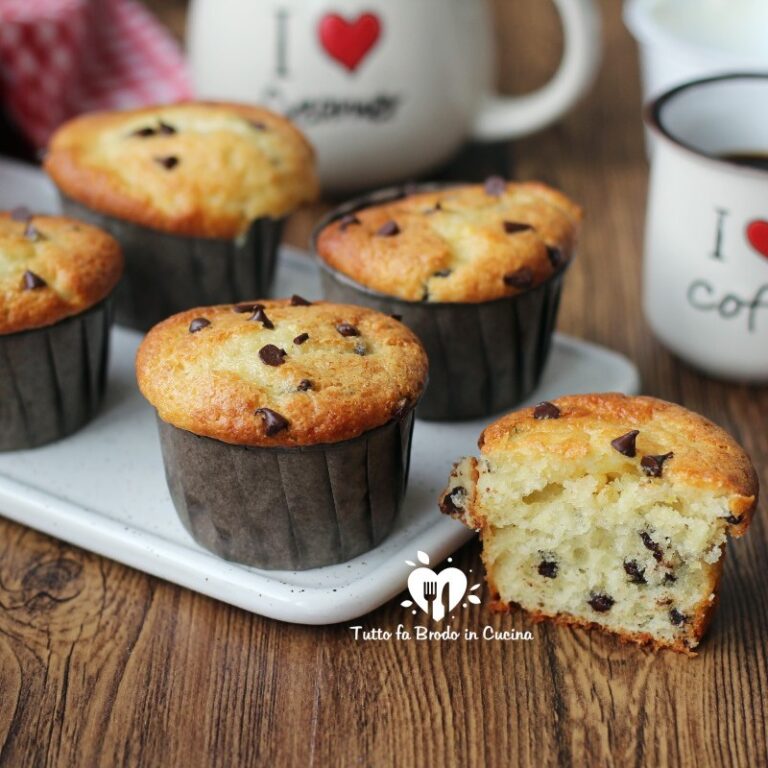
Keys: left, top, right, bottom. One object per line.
{"left": 156, "top": 408, "right": 417, "bottom": 570}
{"left": 59, "top": 196, "right": 285, "bottom": 332}
{"left": 0, "top": 299, "right": 113, "bottom": 451}
{"left": 312, "top": 184, "right": 570, "bottom": 421}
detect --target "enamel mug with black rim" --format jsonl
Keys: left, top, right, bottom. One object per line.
{"left": 643, "top": 75, "right": 768, "bottom": 382}
{"left": 187, "top": 0, "right": 601, "bottom": 191}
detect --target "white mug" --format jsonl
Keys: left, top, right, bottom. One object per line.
{"left": 187, "top": 0, "right": 601, "bottom": 191}
{"left": 643, "top": 74, "right": 768, "bottom": 382}
{"left": 625, "top": 0, "right": 768, "bottom": 107}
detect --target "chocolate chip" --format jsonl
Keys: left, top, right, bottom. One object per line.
{"left": 131, "top": 126, "right": 157, "bottom": 137}
{"left": 24, "top": 221, "right": 44, "bottom": 241}
{"left": 725, "top": 514, "right": 744, "bottom": 525}
{"left": 290, "top": 294, "right": 311, "bottom": 306}
{"left": 611, "top": 430, "right": 639, "bottom": 457}
{"left": 154, "top": 156, "right": 179, "bottom": 170}
{"left": 255, "top": 407, "right": 289, "bottom": 436}
{"left": 623, "top": 560, "right": 647, "bottom": 584}
{"left": 158, "top": 121, "right": 177, "bottom": 135}
{"left": 440, "top": 486, "right": 466, "bottom": 516}
{"left": 538, "top": 560, "right": 558, "bottom": 579}
{"left": 336, "top": 323, "right": 360, "bottom": 337}
{"left": 641, "top": 452, "right": 674, "bottom": 478}
{"left": 293, "top": 332, "right": 309, "bottom": 345}
{"left": 640, "top": 531, "right": 664, "bottom": 561}
{"left": 669, "top": 608, "right": 687, "bottom": 626}
{"left": 664, "top": 572, "right": 677, "bottom": 584}
{"left": 259, "top": 344, "right": 287, "bottom": 366}
{"left": 390, "top": 314, "right": 403, "bottom": 322}
{"left": 503, "top": 267, "right": 534, "bottom": 290}
{"left": 503, "top": 221, "right": 533, "bottom": 234}
{"left": 534, "top": 401, "right": 561, "bottom": 420}
{"left": 425, "top": 202, "right": 442, "bottom": 215}
{"left": 484, "top": 176, "right": 506, "bottom": 196}
{"left": 250, "top": 120, "right": 268, "bottom": 131}
{"left": 297, "top": 379, "right": 313, "bottom": 391}
{"left": 22, "top": 270, "right": 46, "bottom": 290}
{"left": 234, "top": 302, "right": 262, "bottom": 314}
{"left": 588, "top": 593, "right": 614, "bottom": 612}
{"left": 250, "top": 307, "right": 274, "bottom": 329}
{"left": 189, "top": 317, "right": 210, "bottom": 333}
{"left": 10, "top": 206, "right": 32, "bottom": 222}
{"left": 547, "top": 246, "right": 564, "bottom": 269}
{"left": 433, "top": 269, "right": 452, "bottom": 278}
{"left": 376, "top": 220, "right": 400, "bottom": 237}
{"left": 339, "top": 214, "right": 360, "bottom": 231}
{"left": 354, "top": 341, "right": 367, "bottom": 356}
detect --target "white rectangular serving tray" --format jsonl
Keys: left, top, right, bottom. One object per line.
{"left": 0, "top": 159, "right": 641, "bottom": 624}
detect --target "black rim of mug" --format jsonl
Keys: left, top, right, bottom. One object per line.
{"left": 644, "top": 72, "right": 768, "bottom": 179}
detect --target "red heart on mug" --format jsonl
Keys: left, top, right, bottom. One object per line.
{"left": 318, "top": 12, "right": 382, "bottom": 72}
{"left": 747, "top": 219, "right": 768, "bottom": 259}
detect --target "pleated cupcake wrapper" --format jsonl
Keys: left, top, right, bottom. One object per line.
{"left": 311, "top": 183, "right": 570, "bottom": 421}
{"left": 59, "top": 196, "right": 285, "bottom": 332}
{"left": 0, "top": 299, "right": 113, "bottom": 451}
{"left": 157, "top": 409, "right": 417, "bottom": 571}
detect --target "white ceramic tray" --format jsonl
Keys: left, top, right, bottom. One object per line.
{"left": 0, "top": 160, "right": 641, "bottom": 624}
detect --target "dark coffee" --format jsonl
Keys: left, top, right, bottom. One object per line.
{"left": 718, "top": 152, "right": 768, "bottom": 171}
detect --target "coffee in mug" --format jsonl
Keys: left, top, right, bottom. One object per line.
{"left": 717, "top": 152, "right": 768, "bottom": 172}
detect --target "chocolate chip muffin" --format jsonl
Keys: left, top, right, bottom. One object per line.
{"left": 136, "top": 298, "right": 428, "bottom": 569}
{"left": 440, "top": 393, "right": 759, "bottom": 653}
{"left": 313, "top": 179, "right": 582, "bottom": 420}
{"left": 0, "top": 208, "right": 123, "bottom": 450}
{"left": 45, "top": 102, "right": 319, "bottom": 330}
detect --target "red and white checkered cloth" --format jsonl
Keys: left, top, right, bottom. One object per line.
{"left": 0, "top": 0, "right": 192, "bottom": 149}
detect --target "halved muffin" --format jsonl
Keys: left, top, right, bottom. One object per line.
{"left": 440, "top": 393, "right": 759, "bottom": 653}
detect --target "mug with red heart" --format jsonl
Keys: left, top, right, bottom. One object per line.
{"left": 643, "top": 74, "right": 768, "bottom": 381}
{"left": 187, "top": 0, "right": 601, "bottom": 192}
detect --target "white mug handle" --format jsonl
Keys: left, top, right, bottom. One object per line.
{"left": 472, "top": 0, "right": 601, "bottom": 141}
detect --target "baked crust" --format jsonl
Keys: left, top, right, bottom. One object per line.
{"left": 315, "top": 181, "right": 582, "bottom": 303}
{"left": 487, "top": 585, "right": 720, "bottom": 656}
{"left": 136, "top": 300, "right": 428, "bottom": 447}
{"left": 0, "top": 212, "right": 123, "bottom": 335}
{"left": 44, "top": 102, "right": 319, "bottom": 239}
{"left": 477, "top": 393, "right": 759, "bottom": 529}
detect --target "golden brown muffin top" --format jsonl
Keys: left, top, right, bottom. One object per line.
{"left": 44, "top": 102, "right": 319, "bottom": 239}
{"left": 0, "top": 209, "right": 123, "bottom": 335}
{"left": 315, "top": 180, "right": 583, "bottom": 303}
{"left": 477, "top": 393, "right": 759, "bottom": 532}
{"left": 136, "top": 299, "right": 428, "bottom": 447}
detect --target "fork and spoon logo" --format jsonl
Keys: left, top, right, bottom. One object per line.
{"left": 401, "top": 551, "right": 481, "bottom": 621}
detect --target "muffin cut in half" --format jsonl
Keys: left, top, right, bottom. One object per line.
{"left": 440, "top": 393, "right": 759, "bottom": 653}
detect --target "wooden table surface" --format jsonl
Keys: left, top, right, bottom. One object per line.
{"left": 2, "top": 2, "right": 767, "bottom": 766}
